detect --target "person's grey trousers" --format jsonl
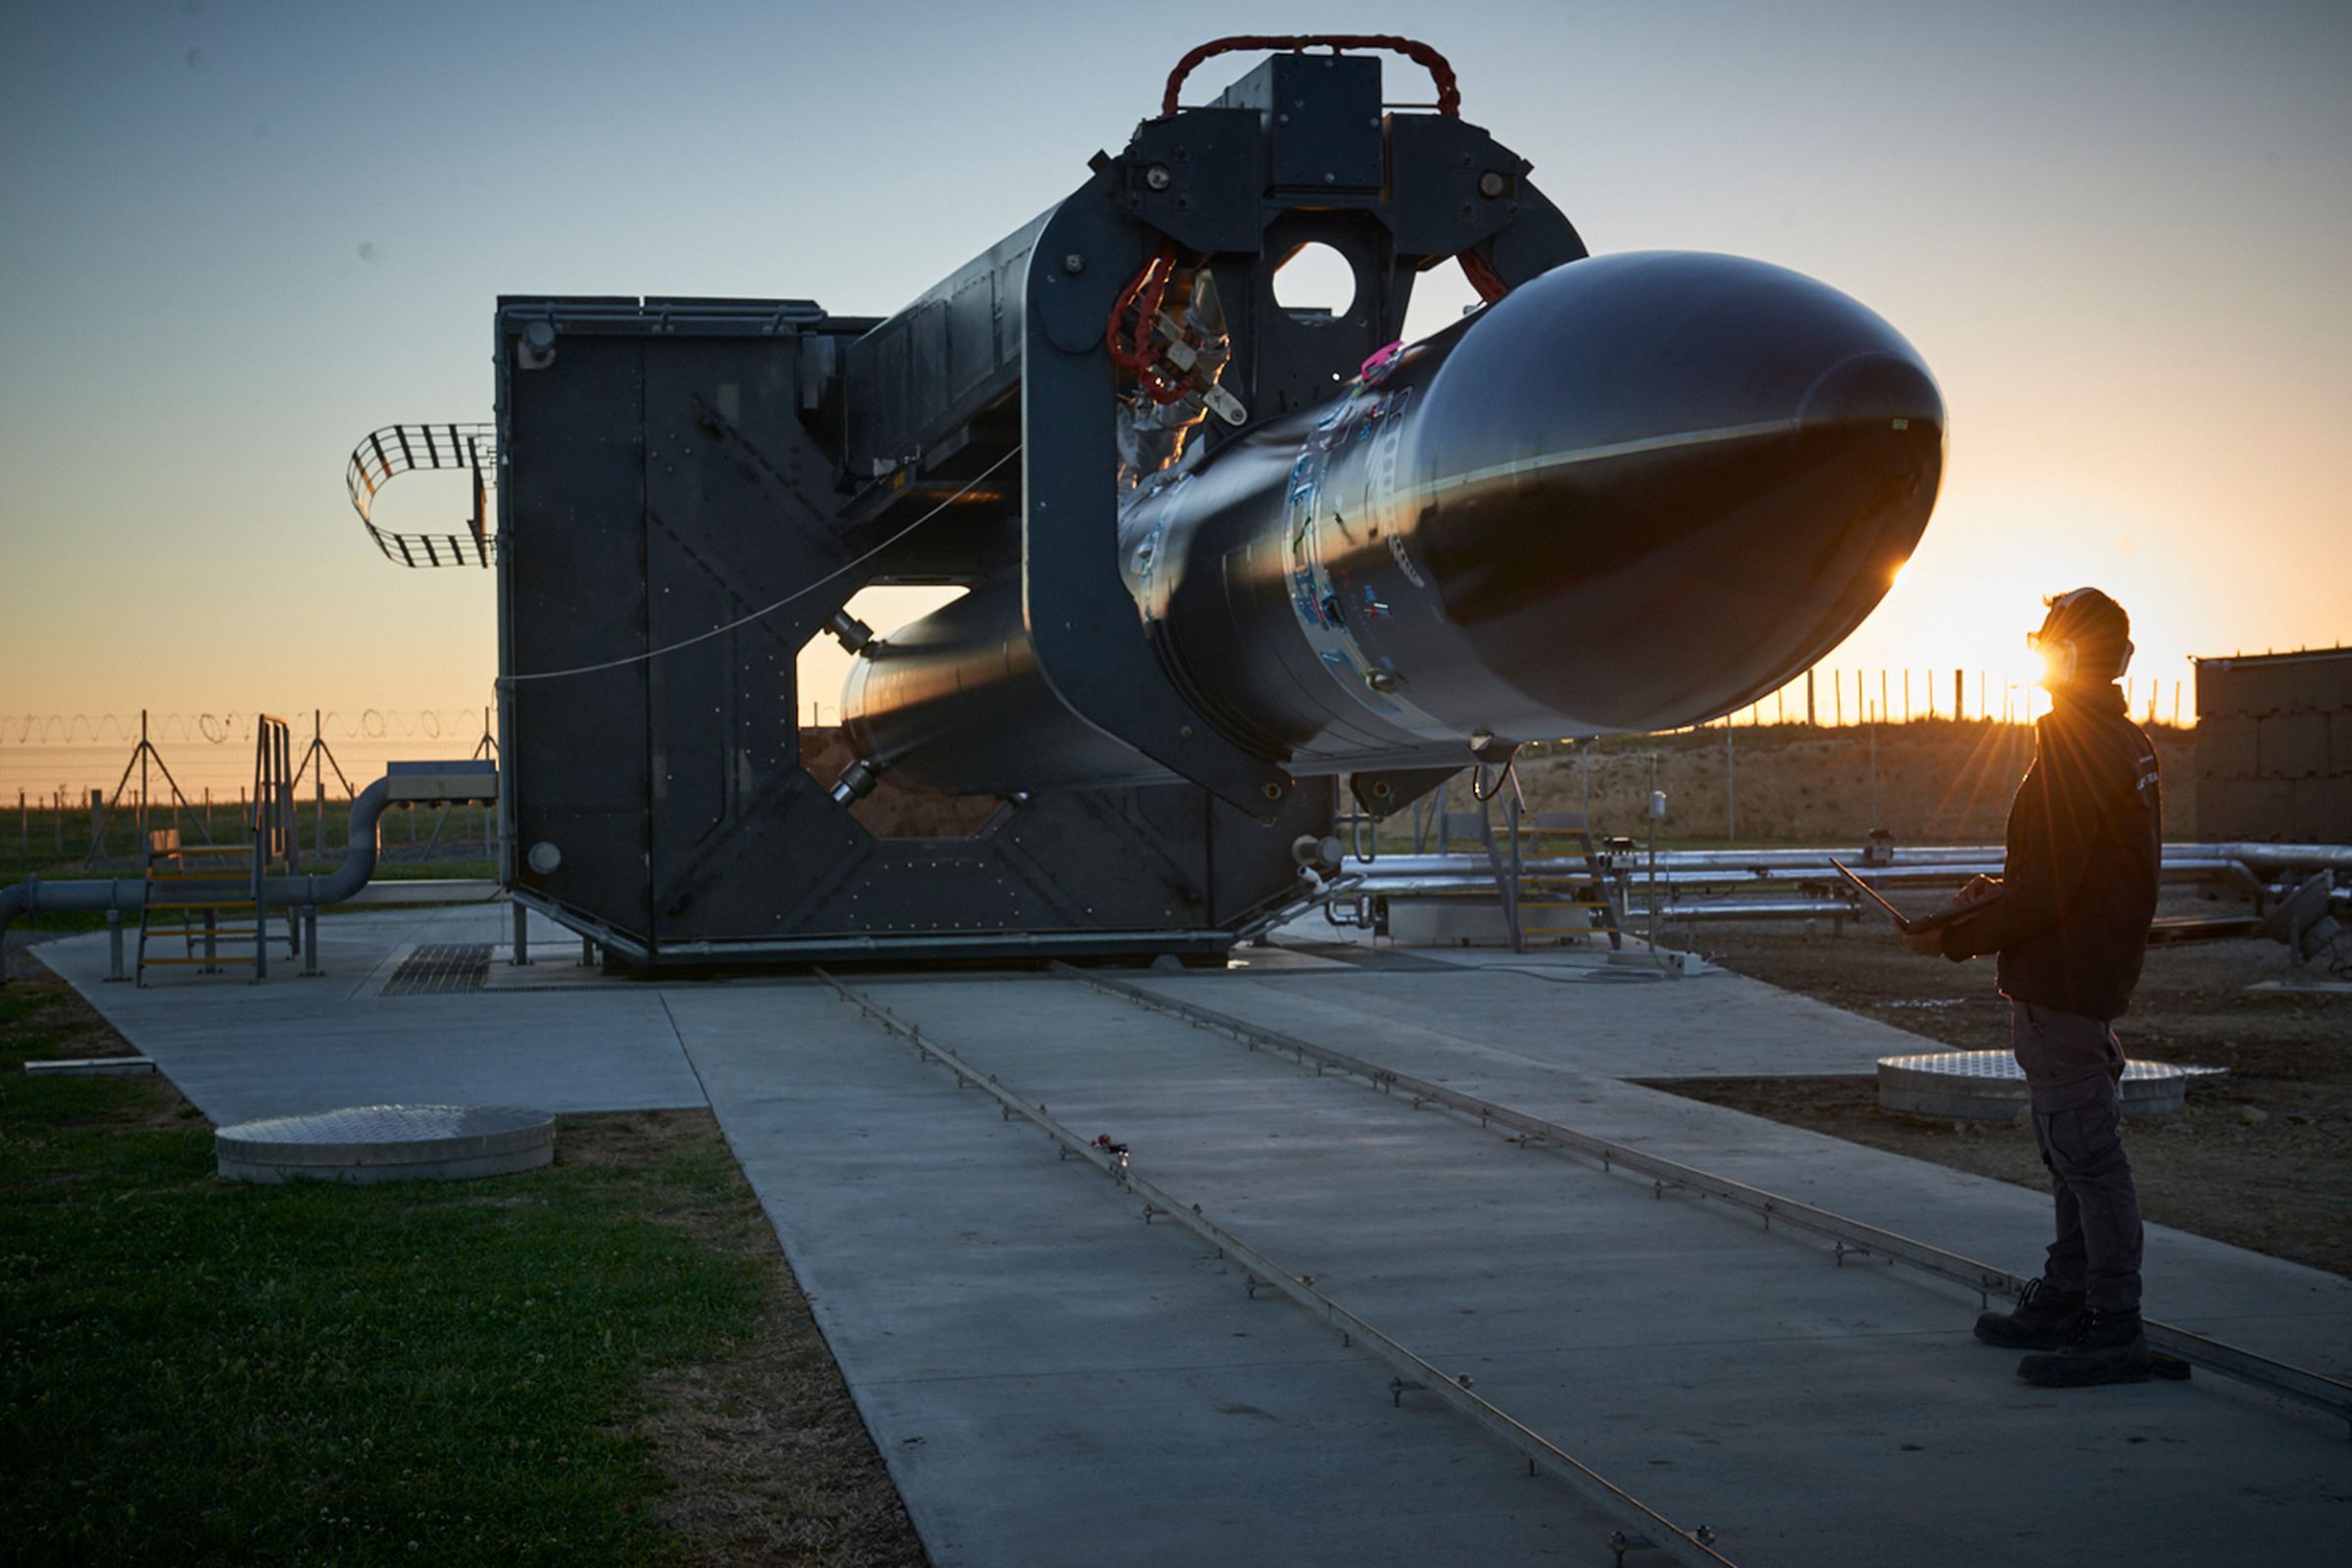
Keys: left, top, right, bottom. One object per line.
{"left": 2012, "top": 1000, "right": 2145, "bottom": 1312}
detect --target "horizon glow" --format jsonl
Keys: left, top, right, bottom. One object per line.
{"left": 3, "top": 0, "right": 2345, "bottom": 751}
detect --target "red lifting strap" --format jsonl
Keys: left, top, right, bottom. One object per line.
{"left": 1161, "top": 34, "right": 1462, "bottom": 119}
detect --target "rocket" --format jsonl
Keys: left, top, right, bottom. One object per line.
{"left": 841, "top": 249, "right": 1943, "bottom": 798}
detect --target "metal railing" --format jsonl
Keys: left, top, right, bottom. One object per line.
{"left": 343, "top": 422, "right": 498, "bottom": 567}
{"left": 1341, "top": 840, "right": 2346, "bottom": 929}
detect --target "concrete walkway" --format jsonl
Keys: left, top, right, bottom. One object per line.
{"left": 32, "top": 908, "right": 706, "bottom": 1122}
{"left": 24, "top": 910, "right": 2352, "bottom": 1566}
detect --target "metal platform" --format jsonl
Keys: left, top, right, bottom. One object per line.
{"left": 214, "top": 1102, "right": 555, "bottom": 1184}
{"left": 1877, "top": 1050, "right": 2224, "bottom": 1121}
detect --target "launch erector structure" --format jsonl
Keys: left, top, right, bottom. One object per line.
{"left": 370, "top": 38, "right": 1945, "bottom": 965}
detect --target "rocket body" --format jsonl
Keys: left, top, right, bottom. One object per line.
{"left": 843, "top": 251, "right": 1945, "bottom": 797}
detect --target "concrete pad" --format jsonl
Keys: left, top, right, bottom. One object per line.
{"left": 1124, "top": 968, "right": 2352, "bottom": 1373}
{"left": 30, "top": 909, "right": 706, "bottom": 1124}
{"left": 1198, "top": 952, "right": 1936, "bottom": 1079}
{"left": 671, "top": 987, "right": 1629, "bottom": 1564}
{"left": 810, "top": 975, "right": 2351, "bottom": 1565}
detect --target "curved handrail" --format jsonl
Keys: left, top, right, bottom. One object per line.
{"left": 343, "top": 422, "right": 499, "bottom": 568}
{"left": 1160, "top": 34, "right": 1461, "bottom": 119}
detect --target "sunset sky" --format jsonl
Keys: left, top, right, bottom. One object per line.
{"left": 3, "top": 0, "right": 2345, "bottom": 762}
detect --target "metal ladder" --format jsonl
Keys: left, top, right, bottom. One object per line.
{"left": 133, "top": 716, "right": 300, "bottom": 984}
{"left": 1506, "top": 808, "right": 1625, "bottom": 951}
{"left": 134, "top": 829, "right": 263, "bottom": 983}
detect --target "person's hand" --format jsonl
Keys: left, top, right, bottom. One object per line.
{"left": 1901, "top": 927, "right": 1946, "bottom": 956}
{"left": 1954, "top": 875, "right": 1997, "bottom": 906}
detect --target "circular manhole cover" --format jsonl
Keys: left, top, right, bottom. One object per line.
{"left": 1876, "top": 1051, "right": 2223, "bottom": 1122}
{"left": 215, "top": 1103, "right": 555, "bottom": 1184}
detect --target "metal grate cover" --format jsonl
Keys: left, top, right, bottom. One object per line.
{"left": 381, "top": 943, "right": 492, "bottom": 997}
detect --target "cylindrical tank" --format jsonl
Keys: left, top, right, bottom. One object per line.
{"left": 843, "top": 250, "right": 1945, "bottom": 797}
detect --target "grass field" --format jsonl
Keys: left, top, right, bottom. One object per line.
{"left": 0, "top": 976, "right": 922, "bottom": 1567}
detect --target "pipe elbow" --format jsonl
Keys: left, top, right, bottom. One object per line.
{"left": 313, "top": 779, "right": 392, "bottom": 905}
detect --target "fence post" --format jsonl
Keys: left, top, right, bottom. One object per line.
{"left": 1806, "top": 668, "right": 1816, "bottom": 726}
{"left": 314, "top": 710, "right": 326, "bottom": 859}
{"left": 135, "top": 710, "right": 149, "bottom": 859}
{"left": 1869, "top": 711, "right": 1879, "bottom": 830}
{"left": 1725, "top": 726, "right": 1738, "bottom": 841}
{"left": 87, "top": 788, "right": 105, "bottom": 859}
{"left": 1881, "top": 669, "right": 1889, "bottom": 725}
{"left": 1954, "top": 667, "right": 1964, "bottom": 722}
{"left": 16, "top": 790, "right": 23, "bottom": 852}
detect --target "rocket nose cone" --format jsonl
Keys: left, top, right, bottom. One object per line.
{"left": 1798, "top": 348, "right": 1944, "bottom": 435}
{"left": 1405, "top": 252, "right": 1945, "bottom": 736}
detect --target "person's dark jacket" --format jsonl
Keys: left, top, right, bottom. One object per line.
{"left": 1940, "top": 682, "right": 2161, "bottom": 1019}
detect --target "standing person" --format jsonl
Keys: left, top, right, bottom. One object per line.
{"left": 1904, "top": 588, "right": 2163, "bottom": 1387}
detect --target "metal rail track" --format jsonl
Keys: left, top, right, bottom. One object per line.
{"left": 1051, "top": 962, "right": 2352, "bottom": 1439}
{"left": 814, "top": 968, "right": 1737, "bottom": 1568}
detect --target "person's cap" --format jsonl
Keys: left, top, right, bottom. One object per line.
{"left": 2031, "top": 588, "right": 2132, "bottom": 680}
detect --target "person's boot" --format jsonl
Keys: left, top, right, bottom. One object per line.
{"left": 1974, "top": 1279, "right": 2086, "bottom": 1350}
{"left": 2017, "top": 1308, "right": 2152, "bottom": 1387}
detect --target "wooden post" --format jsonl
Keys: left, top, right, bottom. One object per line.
{"left": 1806, "top": 668, "right": 1817, "bottom": 727}
{"left": 1882, "top": 669, "right": 1890, "bottom": 725}
{"left": 1834, "top": 672, "right": 1843, "bottom": 727}
{"left": 1725, "top": 726, "right": 1737, "bottom": 841}
{"left": 1867, "top": 707, "right": 1879, "bottom": 828}
{"left": 1903, "top": 669, "right": 1912, "bottom": 722}
{"left": 1954, "top": 667, "right": 1964, "bottom": 722}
